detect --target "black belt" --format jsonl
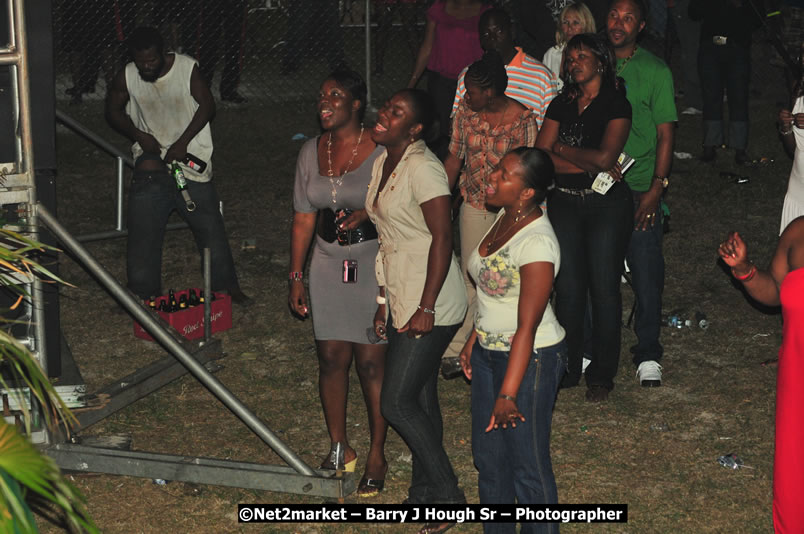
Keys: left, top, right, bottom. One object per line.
{"left": 317, "top": 208, "right": 378, "bottom": 246}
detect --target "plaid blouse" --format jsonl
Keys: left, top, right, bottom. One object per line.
{"left": 449, "top": 101, "right": 538, "bottom": 209}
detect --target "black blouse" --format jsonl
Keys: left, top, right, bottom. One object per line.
{"left": 544, "top": 82, "right": 632, "bottom": 189}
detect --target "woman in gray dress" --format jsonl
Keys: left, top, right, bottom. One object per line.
{"left": 289, "top": 70, "right": 388, "bottom": 497}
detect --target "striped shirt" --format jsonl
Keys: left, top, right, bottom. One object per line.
{"left": 451, "top": 47, "right": 558, "bottom": 129}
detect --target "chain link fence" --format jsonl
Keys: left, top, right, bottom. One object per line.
{"left": 53, "top": 1, "right": 427, "bottom": 120}
{"left": 52, "top": 1, "right": 788, "bottom": 156}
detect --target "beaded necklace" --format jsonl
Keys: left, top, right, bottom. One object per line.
{"left": 326, "top": 123, "right": 364, "bottom": 204}
{"left": 616, "top": 44, "right": 637, "bottom": 76}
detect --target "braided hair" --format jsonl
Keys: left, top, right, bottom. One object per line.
{"left": 465, "top": 50, "right": 508, "bottom": 97}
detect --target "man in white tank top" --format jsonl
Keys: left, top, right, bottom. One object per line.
{"left": 106, "top": 26, "right": 251, "bottom": 306}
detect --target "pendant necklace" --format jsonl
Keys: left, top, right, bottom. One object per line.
{"left": 486, "top": 205, "right": 538, "bottom": 251}
{"left": 327, "top": 123, "right": 364, "bottom": 204}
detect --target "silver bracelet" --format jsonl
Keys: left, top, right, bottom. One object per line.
{"left": 376, "top": 295, "right": 387, "bottom": 305}
{"left": 780, "top": 126, "right": 794, "bottom": 136}
{"left": 417, "top": 305, "right": 436, "bottom": 315}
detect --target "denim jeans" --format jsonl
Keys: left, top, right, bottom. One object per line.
{"left": 471, "top": 340, "right": 566, "bottom": 534}
{"left": 698, "top": 40, "right": 750, "bottom": 149}
{"left": 549, "top": 183, "right": 633, "bottom": 390}
{"left": 626, "top": 192, "right": 664, "bottom": 365}
{"left": 382, "top": 318, "right": 464, "bottom": 504}
{"left": 126, "top": 170, "right": 239, "bottom": 299}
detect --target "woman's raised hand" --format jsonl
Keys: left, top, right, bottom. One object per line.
{"left": 718, "top": 231, "right": 748, "bottom": 269}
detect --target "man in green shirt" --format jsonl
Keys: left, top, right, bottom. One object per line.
{"left": 607, "top": 0, "right": 677, "bottom": 387}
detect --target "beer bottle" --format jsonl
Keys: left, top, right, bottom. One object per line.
{"left": 179, "top": 294, "right": 188, "bottom": 309}
{"left": 169, "top": 289, "right": 178, "bottom": 312}
{"left": 159, "top": 299, "right": 169, "bottom": 313}
{"left": 148, "top": 296, "right": 156, "bottom": 309}
{"left": 171, "top": 162, "right": 197, "bottom": 212}
{"left": 199, "top": 291, "right": 205, "bottom": 305}
{"left": 188, "top": 288, "right": 200, "bottom": 307}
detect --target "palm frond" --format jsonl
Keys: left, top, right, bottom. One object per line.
{"left": 0, "top": 423, "right": 98, "bottom": 533}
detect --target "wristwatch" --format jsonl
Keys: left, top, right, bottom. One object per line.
{"left": 653, "top": 175, "right": 669, "bottom": 188}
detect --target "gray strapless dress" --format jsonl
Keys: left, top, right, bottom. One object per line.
{"left": 292, "top": 137, "right": 385, "bottom": 344}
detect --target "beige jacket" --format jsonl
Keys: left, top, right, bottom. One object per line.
{"left": 365, "top": 141, "right": 467, "bottom": 328}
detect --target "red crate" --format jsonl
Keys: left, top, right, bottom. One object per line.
{"left": 134, "top": 288, "right": 232, "bottom": 341}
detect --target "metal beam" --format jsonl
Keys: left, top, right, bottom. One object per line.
{"left": 48, "top": 444, "right": 355, "bottom": 498}
{"left": 36, "top": 203, "right": 317, "bottom": 477}
{"left": 73, "top": 339, "right": 223, "bottom": 430}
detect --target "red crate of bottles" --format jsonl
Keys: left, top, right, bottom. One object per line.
{"left": 133, "top": 288, "right": 232, "bottom": 341}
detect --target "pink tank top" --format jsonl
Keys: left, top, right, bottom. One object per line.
{"left": 426, "top": 1, "right": 489, "bottom": 80}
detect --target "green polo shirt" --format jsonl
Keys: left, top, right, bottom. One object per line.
{"left": 617, "top": 46, "right": 677, "bottom": 192}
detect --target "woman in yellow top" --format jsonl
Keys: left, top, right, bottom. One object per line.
{"left": 366, "top": 88, "right": 468, "bottom": 534}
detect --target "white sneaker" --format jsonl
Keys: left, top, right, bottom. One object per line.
{"left": 582, "top": 357, "right": 591, "bottom": 374}
{"left": 636, "top": 361, "right": 663, "bottom": 387}
{"left": 681, "top": 106, "right": 702, "bottom": 115}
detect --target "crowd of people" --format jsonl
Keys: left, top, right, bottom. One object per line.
{"left": 286, "top": 0, "right": 802, "bottom": 533}
{"left": 102, "top": 0, "right": 802, "bottom": 532}
{"left": 287, "top": 0, "right": 674, "bottom": 532}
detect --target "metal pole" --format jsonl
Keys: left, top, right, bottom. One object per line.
{"left": 55, "top": 110, "right": 134, "bottom": 168}
{"left": 12, "top": 0, "right": 48, "bottom": 408}
{"left": 365, "top": 0, "right": 372, "bottom": 110}
{"left": 75, "top": 222, "right": 189, "bottom": 243}
{"left": 115, "top": 157, "right": 124, "bottom": 231}
{"left": 203, "top": 248, "right": 211, "bottom": 342}
{"left": 35, "top": 203, "right": 317, "bottom": 477}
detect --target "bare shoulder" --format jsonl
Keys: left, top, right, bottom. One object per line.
{"left": 780, "top": 216, "right": 804, "bottom": 271}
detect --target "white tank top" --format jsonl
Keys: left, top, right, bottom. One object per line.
{"left": 125, "top": 53, "right": 213, "bottom": 182}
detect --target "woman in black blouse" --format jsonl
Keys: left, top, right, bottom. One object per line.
{"left": 535, "top": 33, "right": 632, "bottom": 402}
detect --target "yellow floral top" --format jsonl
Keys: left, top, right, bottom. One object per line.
{"left": 468, "top": 210, "right": 565, "bottom": 351}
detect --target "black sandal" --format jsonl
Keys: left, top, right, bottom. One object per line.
{"left": 356, "top": 476, "right": 385, "bottom": 498}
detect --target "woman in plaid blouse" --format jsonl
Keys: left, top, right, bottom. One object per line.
{"left": 443, "top": 51, "right": 538, "bottom": 366}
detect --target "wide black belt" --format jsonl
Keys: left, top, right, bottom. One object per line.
{"left": 317, "top": 208, "right": 378, "bottom": 246}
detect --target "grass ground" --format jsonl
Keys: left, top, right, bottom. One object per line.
{"left": 36, "top": 37, "right": 792, "bottom": 534}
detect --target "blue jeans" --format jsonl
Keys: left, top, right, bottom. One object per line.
{"left": 126, "top": 170, "right": 239, "bottom": 299}
{"left": 382, "top": 318, "right": 464, "bottom": 504}
{"left": 549, "top": 184, "right": 633, "bottom": 390}
{"left": 471, "top": 340, "right": 566, "bottom": 534}
{"left": 626, "top": 192, "right": 664, "bottom": 365}
{"left": 698, "top": 40, "right": 750, "bottom": 149}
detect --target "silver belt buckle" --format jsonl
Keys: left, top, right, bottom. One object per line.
{"left": 713, "top": 35, "right": 727, "bottom": 46}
